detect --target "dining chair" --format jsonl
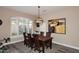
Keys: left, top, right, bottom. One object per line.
{"left": 27, "top": 33, "right": 36, "bottom": 49}
{"left": 23, "top": 32, "right": 29, "bottom": 47}
{"left": 34, "top": 36, "right": 42, "bottom": 53}
{"left": 45, "top": 32, "right": 53, "bottom": 49}
{"left": 40, "top": 32, "right": 44, "bottom": 36}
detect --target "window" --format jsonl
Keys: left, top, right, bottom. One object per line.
{"left": 11, "top": 17, "right": 33, "bottom": 38}
{"left": 11, "top": 19, "right": 18, "bottom": 36}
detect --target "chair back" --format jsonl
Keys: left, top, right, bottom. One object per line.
{"left": 46, "top": 32, "right": 51, "bottom": 37}
{"left": 23, "top": 32, "right": 27, "bottom": 40}
{"left": 27, "top": 33, "right": 31, "bottom": 38}
{"left": 40, "top": 32, "right": 44, "bottom": 36}
{"left": 32, "top": 34, "right": 38, "bottom": 38}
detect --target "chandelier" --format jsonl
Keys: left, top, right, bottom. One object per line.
{"left": 35, "top": 6, "right": 43, "bottom": 23}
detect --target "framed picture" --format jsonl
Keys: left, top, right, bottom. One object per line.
{"left": 48, "top": 18, "right": 66, "bottom": 34}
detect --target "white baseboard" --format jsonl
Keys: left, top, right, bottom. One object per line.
{"left": 53, "top": 41, "right": 79, "bottom": 50}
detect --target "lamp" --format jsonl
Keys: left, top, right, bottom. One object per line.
{"left": 35, "top": 6, "right": 43, "bottom": 23}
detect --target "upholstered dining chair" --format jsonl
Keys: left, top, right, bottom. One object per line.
{"left": 45, "top": 32, "right": 53, "bottom": 49}
{"left": 34, "top": 35, "right": 42, "bottom": 53}
{"left": 40, "top": 32, "right": 44, "bottom": 36}
{"left": 27, "top": 33, "right": 37, "bottom": 49}
{"left": 23, "top": 32, "right": 28, "bottom": 46}
{"left": 46, "top": 32, "right": 51, "bottom": 37}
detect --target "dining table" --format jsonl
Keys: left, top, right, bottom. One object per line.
{"left": 36, "top": 35, "right": 52, "bottom": 53}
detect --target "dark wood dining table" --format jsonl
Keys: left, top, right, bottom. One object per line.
{"left": 37, "top": 35, "right": 52, "bottom": 53}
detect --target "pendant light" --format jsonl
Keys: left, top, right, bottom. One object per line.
{"left": 35, "top": 6, "right": 43, "bottom": 23}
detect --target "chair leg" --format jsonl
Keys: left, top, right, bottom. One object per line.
{"left": 50, "top": 39, "right": 52, "bottom": 49}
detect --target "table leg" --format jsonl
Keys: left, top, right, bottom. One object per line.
{"left": 42, "top": 41, "right": 45, "bottom": 53}
{"left": 50, "top": 39, "right": 52, "bottom": 49}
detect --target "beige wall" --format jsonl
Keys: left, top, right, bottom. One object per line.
{"left": 0, "top": 7, "right": 35, "bottom": 40}
{"left": 40, "top": 7, "right": 79, "bottom": 49}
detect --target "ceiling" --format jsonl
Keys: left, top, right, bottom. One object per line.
{"left": 3, "top": 6, "right": 68, "bottom": 16}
